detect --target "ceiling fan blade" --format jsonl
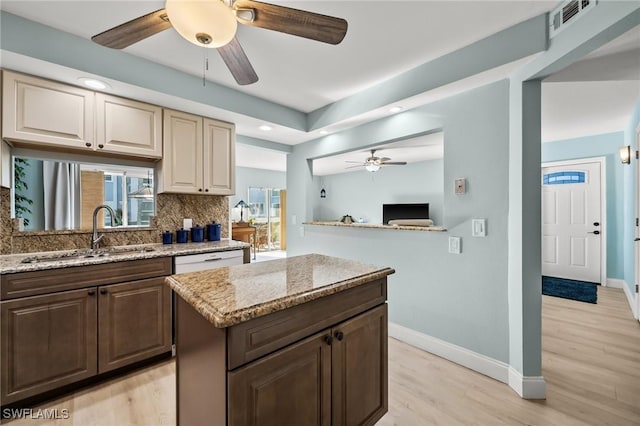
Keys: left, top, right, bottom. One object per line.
{"left": 91, "top": 9, "right": 172, "bottom": 49}
{"left": 379, "top": 157, "right": 391, "bottom": 162}
{"left": 345, "top": 161, "right": 365, "bottom": 164}
{"left": 217, "top": 37, "right": 259, "bottom": 85}
{"left": 345, "top": 165, "right": 365, "bottom": 169}
{"left": 234, "top": 0, "right": 348, "bottom": 45}
{"left": 380, "top": 162, "right": 408, "bottom": 166}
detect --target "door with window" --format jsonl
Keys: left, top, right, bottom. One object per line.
{"left": 248, "top": 187, "right": 283, "bottom": 251}
{"left": 542, "top": 159, "right": 603, "bottom": 283}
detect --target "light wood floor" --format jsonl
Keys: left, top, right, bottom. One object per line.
{"left": 4, "top": 287, "right": 639, "bottom": 425}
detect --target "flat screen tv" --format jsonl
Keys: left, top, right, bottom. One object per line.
{"left": 383, "top": 203, "right": 429, "bottom": 224}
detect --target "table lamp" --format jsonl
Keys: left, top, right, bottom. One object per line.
{"left": 235, "top": 200, "right": 248, "bottom": 223}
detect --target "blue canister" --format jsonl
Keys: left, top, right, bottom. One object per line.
{"left": 191, "top": 225, "right": 204, "bottom": 243}
{"left": 162, "top": 231, "right": 173, "bottom": 244}
{"left": 176, "top": 228, "right": 188, "bottom": 244}
{"left": 206, "top": 222, "right": 221, "bottom": 241}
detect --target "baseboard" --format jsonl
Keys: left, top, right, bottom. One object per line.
{"left": 508, "top": 367, "right": 546, "bottom": 399}
{"left": 607, "top": 279, "right": 638, "bottom": 319}
{"left": 388, "top": 322, "right": 546, "bottom": 399}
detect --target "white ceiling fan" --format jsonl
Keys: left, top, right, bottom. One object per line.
{"left": 345, "top": 149, "right": 407, "bottom": 172}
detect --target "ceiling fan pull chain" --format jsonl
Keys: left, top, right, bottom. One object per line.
{"left": 202, "top": 48, "right": 208, "bottom": 87}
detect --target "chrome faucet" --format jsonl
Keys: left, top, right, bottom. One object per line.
{"left": 91, "top": 204, "right": 117, "bottom": 251}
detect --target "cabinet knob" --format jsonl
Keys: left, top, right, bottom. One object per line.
{"left": 335, "top": 331, "right": 344, "bottom": 341}
{"left": 324, "top": 335, "right": 334, "bottom": 346}
{"left": 98, "top": 144, "right": 104, "bottom": 149}
{"left": 205, "top": 188, "right": 209, "bottom": 192}
{"left": 100, "top": 288, "right": 108, "bottom": 295}
{"left": 198, "top": 188, "right": 203, "bottom": 192}
{"left": 85, "top": 142, "right": 92, "bottom": 147}
{"left": 88, "top": 290, "right": 96, "bottom": 296}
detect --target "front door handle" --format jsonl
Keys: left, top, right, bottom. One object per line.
{"left": 587, "top": 230, "right": 600, "bottom": 235}
{"left": 635, "top": 238, "right": 640, "bottom": 241}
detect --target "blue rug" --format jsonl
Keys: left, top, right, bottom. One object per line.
{"left": 542, "top": 276, "right": 597, "bottom": 304}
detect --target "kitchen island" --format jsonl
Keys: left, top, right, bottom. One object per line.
{"left": 166, "top": 253, "right": 395, "bottom": 426}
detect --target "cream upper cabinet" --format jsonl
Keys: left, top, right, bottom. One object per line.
{"left": 203, "top": 118, "right": 235, "bottom": 196}
{"left": 2, "top": 70, "right": 94, "bottom": 149}
{"left": 95, "top": 94, "right": 162, "bottom": 159}
{"left": 159, "top": 111, "right": 235, "bottom": 195}
{"left": 159, "top": 109, "right": 203, "bottom": 194}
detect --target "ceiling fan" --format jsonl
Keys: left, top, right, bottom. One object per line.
{"left": 345, "top": 149, "right": 407, "bottom": 172}
{"left": 91, "top": 0, "right": 348, "bottom": 86}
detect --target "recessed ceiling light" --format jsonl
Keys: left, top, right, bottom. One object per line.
{"left": 319, "top": 130, "right": 329, "bottom": 135}
{"left": 389, "top": 106, "right": 403, "bottom": 113}
{"left": 78, "top": 77, "right": 110, "bottom": 90}
{"left": 259, "top": 125, "right": 273, "bottom": 131}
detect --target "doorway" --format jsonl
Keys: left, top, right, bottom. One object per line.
{"left": 541, "top": 157, "right": 606, "bottom": 284}
{"left": 247, "top": 187, "right": 285, "bottom": 251}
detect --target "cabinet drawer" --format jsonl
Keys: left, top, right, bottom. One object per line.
{"left": 1, "top": 257, "right": 172, "bottom": 300}
{"left": 227, "top": 279, "right": 387, "bottom": 370}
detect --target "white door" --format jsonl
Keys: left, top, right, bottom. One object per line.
{"left": 542, "top": 160, "right": 603, "bottom": 283}
{"left": 635, "top": 126, "right": 640, "bottom": 322}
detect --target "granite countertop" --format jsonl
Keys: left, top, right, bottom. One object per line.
{"left": 166, "top": 253, "right": 395, "bottom": 328}
{"left": 303, "top": 221, "right": 447, "bottom": 232}
{"left": 0, "top": 240, "right": 249, "bottom": 274}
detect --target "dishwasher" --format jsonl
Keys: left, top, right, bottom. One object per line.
{"left": 174, "top": 249, "right": 244, "bottom": 274}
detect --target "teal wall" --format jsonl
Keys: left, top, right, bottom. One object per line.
{"left": 623, "top": 99, "right": 640, "bottom": 295}
{"left": 230, "top": 166, "right": 286, "bottom": 222}
{"left": 315, "top": 159, "right": 444, "bottom": 225}
{"left": 542, "top": 131, "right": 626, "bottom": 280}
{"left": 289, "top": 81, "right": 512, "bottom": 364}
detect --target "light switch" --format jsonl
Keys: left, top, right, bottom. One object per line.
{"left": 292, "top": 215, "right": 297, "bottom": 225}
{"left": 472, "top": 219, "right": 487, "bottom": 237}
{"left": 299, "top": 226, "right": 305, "bottom": 237}
{"left": 455, "top": 178, "right": 466, "bottom": 194}
{"left": 448, "top": 237, "right": 461, "bottom": 254}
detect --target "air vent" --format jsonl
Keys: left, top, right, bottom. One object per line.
{"left": 549, "top": 0, "right": 597, "bottom": 38}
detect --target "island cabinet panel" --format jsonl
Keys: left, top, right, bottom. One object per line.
{"left": 98, "top": 277, "right": 171, "bottom": 373}
{"left": 331, "top": 304, "right": 388, "bottom": 426}
{"left": 228, "top": 331, "right": 332, "bottom": 426}
{"left": 0, "top": 288, "right": 98, "bottom": 405}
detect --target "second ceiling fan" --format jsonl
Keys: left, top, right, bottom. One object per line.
{"left": 346, "top": 149, "right": 407, "bottom": 172}
{"left": 91, "top": 0, "right": 348, "bottom": 85}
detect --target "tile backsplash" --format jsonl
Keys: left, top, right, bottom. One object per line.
{"left": 0, "top": 187, "right": 230, "bottom": 254}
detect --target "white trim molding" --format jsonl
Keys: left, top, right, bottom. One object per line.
{"left": 388, "top": 322, "right": 547, "bottom": 399}
{"left": 608, "top": 279, "right": 638, "bottom": 319}
{"left": 508, "top": 368, "right": 547, "bottom": 399}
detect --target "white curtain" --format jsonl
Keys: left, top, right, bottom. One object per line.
{"left": 43, "top": 161, "right": 81, "bottom": 230}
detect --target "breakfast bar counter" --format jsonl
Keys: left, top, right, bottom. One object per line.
{"left": 167, "top": 253, "right": 395, "bottom": 425}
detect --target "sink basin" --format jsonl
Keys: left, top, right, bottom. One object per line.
{"left": 20, "top": 246, "right": 156, "bottom": 264}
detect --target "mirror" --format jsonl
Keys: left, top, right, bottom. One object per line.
{"left": 14, "top": 156, "right": 155, "bottom": 232}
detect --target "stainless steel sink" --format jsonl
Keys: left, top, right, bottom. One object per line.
{"left": 20, "top": 246, "right": 156, "bottom": 264}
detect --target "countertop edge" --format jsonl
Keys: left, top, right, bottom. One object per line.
{"left": 0, "top": 241, "right": 250, "bottom": 274}
{"left": 166, "top": 267, "right": 395, "bottom": 328}
{"left": 303, "top": 221, "right": 447, "bottom": 232}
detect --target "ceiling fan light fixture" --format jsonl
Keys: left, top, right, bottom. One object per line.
{"left": 165, "top": 0, "right": 237, "bottom": 48}
{"left": 365, "top": 164, "right": 381, "bottom": 172}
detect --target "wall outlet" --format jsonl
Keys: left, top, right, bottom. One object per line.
{"left": 183, "top": 218, "right": 193, "bottom": 230}
{"left": 448, "top": 237, "right": 461, "bottom": 254}
{"left": 455, "top": 178, "right": 466, "bottom": 194}
{"left": 472, "top": 219, "right": 487, "bottom": 237}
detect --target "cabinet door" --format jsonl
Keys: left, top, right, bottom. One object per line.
{"left": 203, "top": 118, "right": 235, "bottom": 195}
{"left": 95, "top": 93, "right": 162, "bottom": 159}
{"left": 98, "top": 277, "right": 171, "bottom": 373}
{"left": 0, "top": 288, "right": 97, "bottom": 405}
{"left": 2, "top": 71, "right": 94, "bottom": 149}
{"left": 158, "top": 109, "right": 203, "bottom": 193}
{"left": 228, "top": 331, "right": 332, "bottom": 426}
{"left": 332, "top": 304, "right": 388, "bottom": 426}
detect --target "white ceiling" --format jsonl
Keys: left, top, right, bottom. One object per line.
{"left": 1, "top": 1, "right": 639, "bottom": 172}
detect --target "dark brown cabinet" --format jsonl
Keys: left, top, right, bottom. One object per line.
{"left": 227, "top": 305, "right": 387, "bottom": 426}
{"left": 1, "top": 288, "right": 98, "bottom": 404}
{"left": 0, "top": 258, "right": 172, "bottom": 406}
{"left": 98, "top": 277, "right": 172, "bottom": 373}
{"left": 176, "top": 277, "right": 389, "bottom": 426}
